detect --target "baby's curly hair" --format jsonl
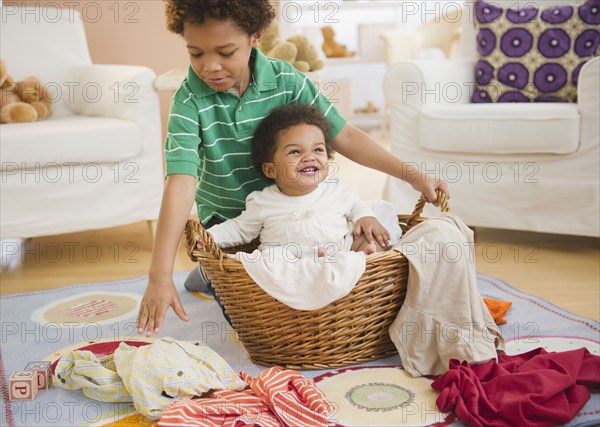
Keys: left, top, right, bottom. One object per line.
{"left": 252, "top": 104, "right": 335, "bottom": 178}
{"left": 165, "top": 0, "right": 275, "bottom": 35}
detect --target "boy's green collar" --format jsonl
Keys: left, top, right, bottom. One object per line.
{"left": 186, "top": 48, "right": 277, "bottom": 99}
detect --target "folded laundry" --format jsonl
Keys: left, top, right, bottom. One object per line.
{"left": 54, "top": 338, "right": 247, "bottom": 420}
{"left": 432, "top": 347, "right": 600, "bottom": 427}
{"left": 157, "top": 366, "right": 334, "bottom": 427}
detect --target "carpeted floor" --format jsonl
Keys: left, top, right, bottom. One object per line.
{"left": 1, "top": 272, "right": 598, "bottom": 426}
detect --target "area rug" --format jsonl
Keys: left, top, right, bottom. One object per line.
{"left": 1, "top": 272, "right": 598, "bottom": 426}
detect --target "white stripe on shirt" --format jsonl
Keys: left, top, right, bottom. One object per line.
{"left": 170, "top": 113, "right": 199, "bottom": 125}
{"left": 291, "top": 77, "right": 308, "bottom": 102}
{"left": 199, "top": 104, "right": 230, "bottom": 113}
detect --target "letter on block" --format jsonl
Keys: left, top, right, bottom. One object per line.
{"left": 25, "top": 361, "right": 52, "bottom": 391}
{"left": 9, "top": 370, "right": 38, "bottom": 400}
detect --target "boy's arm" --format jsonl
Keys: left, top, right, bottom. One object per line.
{"left": 148, "top": 174, "right": 196, "bottom": 280}
{"left": 331, "top": 123, "right": 449, "bottom": 206}
{"left": 137, "top": 174, "right": 196, "bottom": 336}
{"left": 285, "top": 62, "right": 445, "bottom": 203}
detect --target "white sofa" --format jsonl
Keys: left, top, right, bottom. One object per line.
{"left": 383, "top": 0, "right": 600, "bottom": 237}
{"left": 0, "top": 5, "right": 164, "bottom": 240}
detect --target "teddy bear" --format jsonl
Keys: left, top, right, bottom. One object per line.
{"left": 259, "top": 21, "right": 324, "bottom": 73}
{"left": 321, "top": 26, "right": 355, "bottom": 58}
{"left": 286, "top": 34, "right": 324, "bottom": 72}
{"left": 0, "top": 59, "right": 52, "bottom": 124}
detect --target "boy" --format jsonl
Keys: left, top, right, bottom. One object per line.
{"left": 137, "top": 0, "right": 448, "bottom": 337}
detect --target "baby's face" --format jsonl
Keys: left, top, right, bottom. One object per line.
{"left": 182, "top": 19, "right": 259, "bottom": 96}
{"left": 262, "top": 124, "right": 330, "bottom": 197}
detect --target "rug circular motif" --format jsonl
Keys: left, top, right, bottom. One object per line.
{"left": 313, "top": 366, "right": 453, "bottom": 427}
{"left": 345, "top": 382, "right": 414, "bottom": 412}
{"left": 65, "top": 299, "right": 117, "bottom": 317}
{"left": 31, "top": 291, "right": 141, "bottom": 325}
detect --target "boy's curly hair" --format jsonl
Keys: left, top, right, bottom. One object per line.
{"left": 252, "top": 104, "right": 335, "bottom": 178}
{"left": 165, "top": 0, "right": 275, "bottom": 35}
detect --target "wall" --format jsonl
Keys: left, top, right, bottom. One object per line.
{"left": 18, "top": 0, "right": 190, "bottom": 139}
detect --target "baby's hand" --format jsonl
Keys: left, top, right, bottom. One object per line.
{"left": 184, "top": 231, "right": 206, "bottom": 251}
{"left": 353, "top": 216, "right": 390, "bottom": 249}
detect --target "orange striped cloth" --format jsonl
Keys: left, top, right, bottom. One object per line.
{"left": 156, "top": 366, "right": 334, "bottom": 427}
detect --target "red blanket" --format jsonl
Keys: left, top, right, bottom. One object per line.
{"left": 431, "top": 347, "right": 600, "bottom": 427}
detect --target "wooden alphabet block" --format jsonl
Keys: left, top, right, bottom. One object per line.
{"left": 9, "top": 370, "right": 38, "bottom": 400}
{"left": 25, "top": 361, "right": 52, "bottom": 391}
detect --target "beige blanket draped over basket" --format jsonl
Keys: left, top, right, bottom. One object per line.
{"left": 185, "top": 191, "right": 449, "bottom": 370}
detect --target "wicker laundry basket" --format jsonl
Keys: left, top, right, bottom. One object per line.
{"left": 185, "top": 191, "right": 449, "bottom": 370}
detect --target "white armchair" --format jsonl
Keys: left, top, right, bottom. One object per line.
{"left": 0, "top": 5, "right": 164, "bottom": 240}
{"left": 383, "top": 1, "right": 600, "bottom": 237}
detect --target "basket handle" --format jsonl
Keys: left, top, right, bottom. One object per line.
{"left": 406, "top": 190, "right": 450, "bottom": 228}
{"left": 184, "top": 219, "right": 225, "bottom": 268}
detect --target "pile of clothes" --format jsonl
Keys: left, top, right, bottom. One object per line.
{"left": 433, "top": 347, "right": 599, "bottom": 427}
{"left": 54, "top": 338, "right": 333, "bottom": 426}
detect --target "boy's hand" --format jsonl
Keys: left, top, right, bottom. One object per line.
{"left": 410, "top": 173, "right": 450, "bottom": 207}
{"left": 137, "top": 278, "right": 189, "bottom": 337}
{"left": 353, "top": 216, "right": 390, "bottom": 249}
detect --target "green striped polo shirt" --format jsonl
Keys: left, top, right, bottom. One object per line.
{"left": 165, "top": 48, "right": 347, "bottom": 224}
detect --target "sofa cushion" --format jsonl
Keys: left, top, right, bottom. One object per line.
{"left": 472, "top": 0, "right": 600, "bottom": 103}
{"left": 0, "top": 115, "right": 143, "bottom": 170}
{"left": 419, "top": 103, "right": 580, "bottom": 154}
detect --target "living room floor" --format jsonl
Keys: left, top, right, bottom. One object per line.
{"left": 1, "top": 131, "right": 598, "bottom": 321}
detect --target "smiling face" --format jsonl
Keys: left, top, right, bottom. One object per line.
{"left": 262, "top": 124, "right": 330, "bottom": 196}
{"left": 183, "top": 19, "right": 261, "bottom": 96}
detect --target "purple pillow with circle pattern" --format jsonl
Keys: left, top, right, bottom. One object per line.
{"left": 472, "top": 0, "right": 600, "bottom": 103}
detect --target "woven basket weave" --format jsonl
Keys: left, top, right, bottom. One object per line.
{"left": 185, "top": 191, "right": 449, "bottom": 370}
